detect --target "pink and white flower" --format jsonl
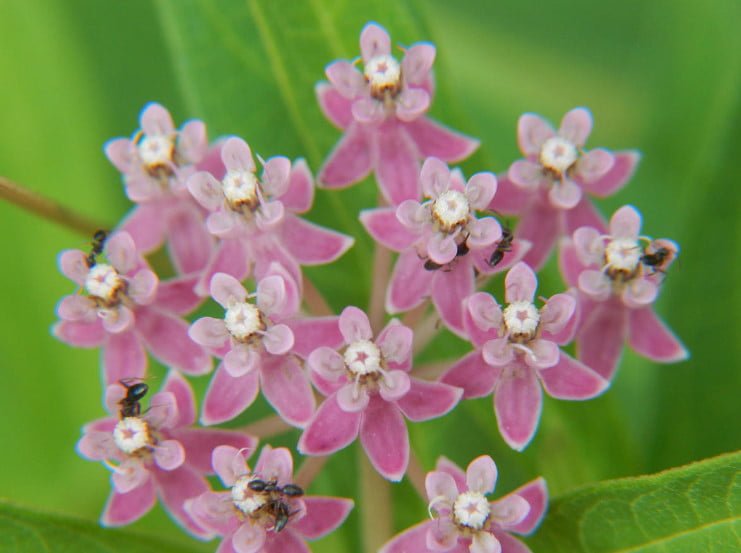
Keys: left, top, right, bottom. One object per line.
{"left": 490, "top": 107, "right": 640, "bottom": 269}
{"left": 186, "top": 445, "right": 353, "bottom": 553}
{"left": 559, "top": 204, "right": 688, "bottom": 380}
{"left": 77, "top": 371, "right": 256, "bottom": 536}
{"left": 318, "top": 23, "right": 479, "bottom": 205}
{"left": 442, "top": 262, "right": 608, "bottom": 450}
{"left": 361, "top": 158, "right": 530, "bottom": 336}
{"left": 54, "top": 231, "right": 211, "bottom": 384}
{"left": 381, "top": 456, "right": 547, "bottom": 553}
{"left": 187, "top": 136, "right": 354, "bottom": 295}
{"left": 298, "top": 307, "right": 462, "bottom": 481}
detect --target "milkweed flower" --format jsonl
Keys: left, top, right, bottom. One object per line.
{"left": 318, "top": 22, "right": 479, "bottom": 205}
{"left": 298, "top": 306, "right": 462, "bottom": 481}
{"left": 380, "top": 455, "right": 547, "bottom": 553}
{"left": 187, "top": 137, "right": 354, "bottom": 295}
{"left": 186, "top": 445, "right": 353, "bottom": 553}
{"left": 54, "top": 231, "right": 211, "bottom": 384}
{"left": 361, "top": 158, "right": 530, "bottom": 336}
{"left": 559, "top": 204, "right": 687, "bottom": 380}
{"left": 490, "top": 107, "right": 640, "bottom": 269}
{"left": 442, "top": 262, "right": 608, "bottom": 450}
{"left": 106, "top": 102, "right": 216, "bottom": 275}
{"left": 77, "top": 372, "right": 256, "bottom": 536}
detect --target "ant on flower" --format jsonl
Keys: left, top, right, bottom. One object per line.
{"left": 423, "top": 239, "right": 470, "bottom": 271}
{"left": 85, "top": 229, "right": 108, "bottom": 268}
{"left": 118, "top": 378, "right": 149, "bottom": 419}
{"left": 487, "top": 225, "right": 514, "bottom": 267}
{"left": 247, "top": 477, "right": 304, "bottom": 532}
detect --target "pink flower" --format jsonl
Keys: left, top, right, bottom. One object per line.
{"left": 187, "top": 136, "right": 354, "bottom": 295}
{"left": 559, "top": 204, "right": 688, "bottom": 380}
{"left": 381, "top": 455, "right": 547, "bottom": 553}
{"left": 318, "top": 23, "right": 479, "bottom": 205}
{"left": 361, "top": 158, "right": 530, "bottom": 336}
{"left": 54, "top": 231, "right": 211, "bottom": 384}
{"left": 77, "top": 371, "right": 256, "bottom": 536}
{"left": 106, "top": 102, "right": 216, "bottom": 275}
{"left": 186, "top": 445, "right": 353, "bottom": 553}
{"left": 490, "top": 107, "right": 640, "bottom": 269}
{"left": 298, "top": 307, "right": 462, "bottom": 481}
{"left": 190, "top": 265, "right": 341, "bottom": 428}
{"left": 442, "top": 262, "right": 608, "bottom": 450}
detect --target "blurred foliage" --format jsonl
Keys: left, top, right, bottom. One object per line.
{"left": 0, "top": 0, "right": 738, "bottom": 551}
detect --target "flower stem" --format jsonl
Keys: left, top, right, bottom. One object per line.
{"left": 239, "top": 414, "right": 292, "bottom": 439}
{"left": 302, "top": 274, "right": 334, "bottom": 316}
{"left": 411, "top": 361, "right": 451, "bottom": 380}
{"left": 358, "top": 448, "right": 392, "bottom": 551}
{"left": 407, "top": 448, "right": 427, "bottom": 500}
{"left": 0, "top": 176, "right": 104, "bottom": 236}
{"left": 294, "top": 455, "right": 328, "bottom": 489}
{"left": 368, "top": 194, "right": 392, "bottom": 333}
{"left": 412, "top": 311, "right": 443, "bottom": 355}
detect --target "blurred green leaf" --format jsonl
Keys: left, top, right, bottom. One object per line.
{"left": 529, "top": 451, "right": 741, "bottom": 552}
{"left": 0, "top": 500, "right": 202, "bottom": 553}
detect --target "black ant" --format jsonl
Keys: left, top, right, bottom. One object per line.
{"left": 487, "top": 226, "right": 514, "bottom": 267}
{"left": 423, "top": 240, "right": 470, "bottom": 271}
{"left": 248, "top": 478, "right": 304, "bottom": 497}
{"left": 118, "top": 379, "right": 149, "bottom": 419}
{"left": 247, "top": 478, "right": 304, "bottom": 532}
{"left": 267, "top": 496, "right": 299, "bottom": 532}
{"left": 86, "top": 229, "right": 108, "bottom": 268}
{"left": 641, "top": 246, "right": 671, "bottom": 275}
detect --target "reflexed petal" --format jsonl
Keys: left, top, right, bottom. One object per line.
{"left": 361, "top": 207, "right": 419, "bottom": 251}
{"left": 622, "top": 278, "right": 658, "bottom": 308}
{"left": 466, "top": 172, "right": 497, "bottom": 209}
{"left": 57, "top": 295, "right": 97, "bottom": 322}
{"left": 377, "top": 321, "right": 413, "bottom": 364}
{"left": 307, "top": 346, "right": 346, "bottom": 381}
{"left": 262, "top": 156, "right": 291, "bottom": 198}
{"left": 221, "top": 137, "right": 255, "bottom": 172}
{"left": 576, "top": 148, "right": 614, "bottom": 183}
{"left": 559, "top": 107, "right": 592, "bottom": 145}
{"left": 105, "top": 137, "right": 135, "bottom": 173}
{"left": 426, "top": 471, "right": 458, "bottom": 503}
{"left": 628, "top": 307, "right": 688, "bottom": 363}
{"left": 508, "top": 477, "right": 548, "bottom": 535}
{"left": 201, "top": 363, "right": 260, "bottom": 425}
{"left": 442, "top": 351, "right": 499, "bottom": 399}
{"left": 467, "top": 292, "right": 503, "bottom": 332}
{"left": 505, "top": 262, "right": 537, "bottom": 303}
{"left": 471, "top": 531, "right": 501, "bottom": 553}
{"left": 548, "top": 179, "right": 582, "bottom": 210}
{"left": 154, "top": 439, "right": 185, "bottom": 470}
{"left": 538, "top": 353, "right": 608, "bottom": 400}
{"left": 431, "top": 262, "right": 475, "bottom": 336}
{"left": 427, "top": 233, "right": 458, "bottom": 264}
{"left": 167, "top": 203, "right": 213, "bottom": 274}
{"left": 155, "top": 465, "right": 213, "bottom": 539}
{"left": 211, "top": 272, "right": 247, "bottom": 308}
{"left": 582, "top": 150, "right": 640, "bottom": 197}
{"left": 609, "top": 205, "right": 642, "bottom": 239}
{"left": 260, "top": 356, "right": 315, "bottom": 427}
{"left": 212, "top": 445, "right": 250, "bottom": 487}
{"left": 59, "top": 249, "right": 91, "bottom": 285}
{"left": 101, "top": 306, "right": 134, "bottom": 334}
{"left": 360, "top": 22, "right": 391, "bottom": 60}
{"left": 573, "top": 226, "right": 604, "bottom": 266}
{"left": 256, "top": 274, "right": 288, "bottom": 316}
{"left": 576, "top": 299, "right": 628, "bottom": 380}
{"left": 187, "top": 171, "right": 223, "bottom": 211}
{"left": 189, "top": 317, "right": 229, "bottom": 348}
{"left": 318, "top": 124, "right": 372, "bottom": 188}
{"left": 517, "top": 114, "right": 555, "bottom": 156}
{"left": 540, "top": 293, "right": 576, "bottom": 334}
{"left": 125, "top": 176, "right": 159, "bottom": 203}
{"left": 379, "top": 370, "right": 411, "bottom": 402}
{"left": 352, "top": 97, "right": 385, "bottom": 124}
{"left": 376, "top": 123, "right": 421, "bottom": 204}
{"left": 140, "top": 102, "right": 174, "bottom": 135}
{"left": 162, "top": 370, "right": 197, "bottom": 427}
{"left": 467, "top": 217, "right": 502, "bottom": 249}
{"left": 360, "top": 399, "right": 409, "bottom": 481}
{"left": 77, "top": 430, "right": 117, "bottom": 460}
{"left": 263, "top": 324, "right": 294, "bottom": 355}
{"left": 515, "top": 198, "right": 559, "bottom": 270}
{"left": 281, "top": 158, "right": 314, "bottom": 213}
{"left": 427, "top": 517, "right": 460, "bottom": 551}
{"left": 397, "top": 378, "right": 462, "bottom": 421}
{"left": 402, "top": 43, "right": 436, "bottom": 84}
{"left": 316, "top": 82, "right": 353, "bottom": 130}
{"left": 490, "top": 494, "right": 530, "bottom": 527}
{"left": 494, "top": 367, "right": 542, "bottom": 451}
{"left": 435, "top": 457, "right": 467, "bottom": 491}
{"left": 467, "top": 455, "right": 497, "bottom": 494}
{"left": 105, "top": 232, "right": 137, "bottom": 275}
{"left": 101, "top": 478, "right": 156, "bottom": 527}
{"left": 298, "top": 393, "right": 361, "bottom": 455}
{"left": 339, "top": 306, "right": 373, "bottom": 342}
{"left": 558, "top": 238, "right": 586, "bottom": 288}
{"left": 326, "top": 60, "right": 365, "bottom": 98}
{"left": 420, "top": 156, "right": 451, "bottom": 198}
{"left": 279, "top": 214, "right": 354, "bottom": 265}
{"left": 129, "top": 269, "right": 158, "bottom": 305}
{"left": 386, "top": 249, "right": 433, "bottom": 313}
{"left": 256, "top": 200, "right": 285, "bottom": 230}
{"left": 396, "top": 88, "right": 430, "bottom": 122}
{"left": 146, "top": 391, "right": 178, "bottom": 429}
{"left": 292, "top": 497, "right": 354, "bottom": 539}
{"left": 224, "top": 346, "right": 260, "bottom": 378}
{"left": 396, "top": 200, "right": 429, "bottom": 232}
{"left": 112, "top": 459, "right": 149, "bottom": 494}
{"left": 54, "top": 320, "right": 106, "bottom": 348}
{"left": 286, "top": 317, "right": 343, "bottom": 358}
{"left": 186, "top": 492, "right": 237, "bottom": 537}
{"left": 103, "top": 330, "right": 146, "bottom": 385}
{"left": 578, "top": 270, "right": 611, "bottom": 301}
{"left": 336, "top": 383, "right": 370, "bottom": 412}
{"left": 206, "top": 210, "right": 237, "bottom": 237}
{"left": 404, "top": 117, "right": 480, "bottom": 162}
{"left": 232, "top": 521, "right": 266, "bottom": 553}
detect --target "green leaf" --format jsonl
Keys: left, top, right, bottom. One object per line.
{"left": 0, "top": 500, "right": 204, "bottom": 553}
{"left": 529, "top": 451, "right": 741, "bottom": 552}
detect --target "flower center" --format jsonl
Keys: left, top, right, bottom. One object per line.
{"left": 113, "top": 417, "right": 152, "bottom": 454}
{"left": 224, "top": 302, "right": 265, "bottom": 342}
{"left": 453, "top": 491, "right": 490, "bottom": 530}
{"left": 85, "top": 264, "right": 127, "bottom": 307}
{"left": 137, "top": 134, "right": 175, "bottom": 175}
{"left": 432, "top": 190, "right": 470, "bottom": 233}
{"left": 344, "top": 340, "right": 383, "bottom": 376}
{"left": 539, "top": 136, "right": 578, "bottom": 176}
{"left": 231, "top": 475, "right": 267, "bottom": 515}
{"left": 503, "top": 301, "right": 540, "bottom": 341}
{"left": 605, "top": 237, "right": 642, "bottom": 278}
{"left": 223, "top": 169, "right": 260, "bottom": 211}
{"left": 364, "top": 54, "right": 402, "bottom": 99}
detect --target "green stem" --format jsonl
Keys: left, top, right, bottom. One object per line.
{"left": 358, "top": 448, "right": 392, "bottom": 552}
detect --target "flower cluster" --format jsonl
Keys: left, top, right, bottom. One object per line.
{"left": 52, "top": 20, "right": 686, "bottom": 553}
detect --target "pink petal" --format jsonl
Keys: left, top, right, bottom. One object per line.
{"left": 515, "top": 198, "right": 559, "bottom": 270}
{"left": 558, "top": 238, "right": 585, "bottom": 287}
{"left": 467, "top": 455, "right": 497, "bottom": 494}
{"left": 178, "top": 119, "right": 207, "bottom": 164}
{"left": 222, "top": 137, "right": 255, "bottom": 172}
{"left": 128, "top": 269, "right": 158, "bottom": 306}
{"left": 442, "top": 351, "right": 499, "bottom": 399}
{"left": 112, "top": 460, "right": 149, "bottom": 494}
{"left": 175, "top": 427, "right": 257, "bottom": 475}
{"left": 581, "top": 150, "right": 640, "bottom": 197}
{"left": 162, "top": 370, "right": 197, "bottom": 427}
{"left": 427, "top": 233, "right": 458, "bottom": 264}
{"left": 431, "top": 261, "right": 475, "bottom": 336}
{"left": 155, "top": 465, "right": 213, "bottom": 539}
{"left": 101, "top": 478, "right": 156, "bottom": 526}
{"left": 420, "top": 156, "right": 450, "bottom": 198}
{"left": 211, "top": 272, "right": 248, "bottom": 308}
{"left": 339, "top": 306, "right": 373, "bottom": 342}
{"left": 262, "top": 156, "right": 291, "bottom": 198}
{"left": 118, "top": 203, "right": 167, "bottom": 254}
{"left": 146, "top": 391, "right": 178, "bottom": 429}
{"left": 576, "top": 148, "right": 614, "bottom": 183}
{"left": 396, "top": 88, "right": 430, "bottom": 122}
{"left": 435, "top": 457, "right": 467, "bottom": 490}
{"left": 140, "top": 102, "right": 174, "bottom": 135}
{"left": 379, "top": 370, "right": 411, "bottom": 402}
{"left": 202, "top": 363, "right": 260, "bottom": 425}
{"left": 53, "top": 320, "right": 106, "bottom": 348}
{"left": 559, "top": 107, "right": 592, "bottom": 146}
{"left": 360, "top": 22, "right": 391, "bottom": 61}
{"left": 494, "top": 366, "right": 542, "bottom": 451}
{"left": 517, "top": 114, "right": 555, "bottom": 156}
{"left": 101, "top": 305, "right": 134, "bottom": 334}
{"left": 263, "top": 530, "right": 309, "bottom": 553}
{"left": 196, "top": 238, "right": 250, "bottom": 297}
{"left": 186, "top": 491, "right": 238, "bottom": 537}
{"left": 578, "top": 270, "right": 611, "bottom": 301}
{"left": 281, "top": 158, "right": 315, "bottom": 214}
{"left": 377, "top": 321, "right": 413, "bottom": 365}
{"left": 207, "top": 210, "right": 237, "bottom": 237}
{"left": 360, "top": 398, "right": 409, "bottom": 481}
{"left": 57, "top": 295, "right": 97, "bottom": 322}
{"left": 153, "top": 439, "right": 185, "bottom": 471}
{"left": 490, "top": 494, "right": 531, "bottom": 528}
{"left": 538, "top": 352, "right": 608, "bottom": 399}
{"left": 189, "top": 317, "right": 228, "bottom": 348}
{"left": 136, "top": 307, "right": 212, "bottom": 375}
{"left": 326, "top": 60, "right": 366, "bottom": 98}
{"left": 379, "top": 521, "right": 435, "bottom": 553}
{"left": 105, "top": 232, "right": 137, "bottom": 275}
{"left": 508, "top": 160, "right": 544, "bottom": 191}
{"left": 403, "top": 117, "right": 479, "bottom": 162}
{"left": 307, "top": 346, "right": 345, "bottom": 382}
{"left": 576, "top": 299, "right": 628, "bottom": 380}
{"left": 425, "top": 471, "right": 458, "bottom": 504}
{"left": 472, "top": 531, "right": 501, "bottom": 553}
{"left": 386, "top": 249, "right": 434, "bottom": 313}
{"left": 508, "top": 477, "right": 548, "bottom": 535}
{"left": 352, "top": 97, "right": 385, "bottom": 124}
{"left": 548, "top": 179, "right": 582, "bottom": 210}
{"left": 260, "top": 355, "right": 315, "bottom": 427}
{"left": 212, "top": 445, "right": 250, "bottom": 486}
{"left": 337, "top": 383, "right": 370, "bottom": 412}
{"left": 291, "top": 496, "right": 354, "bottom": 539}
{"left": 105, "top": 137, "right": 135, "bottom": 173}
{"left": 316, "top": 82, "right": 353, "bottom": 130}
{"left": 360, "top": 207, "right": 418, "bottom": 251}
{"left": 286, "top": 317, "right": 343, "bottom": 358}
{"left": 263, "top": 324, "right": 295, "bottom": 355}
{"left": 233, "top": 522, "right": 267, "bottom": 553}
{"left": 482, "top": 337, "right": 515, "bottom": 367}
{"left": 540, "top": 293, "right": 576, "bottom": 334}
{"left": 492, "top": 531, "right": 533, "bottom": 553}
{"left": 279, "top": 214, "right": 354, "bottom": 265}
{"left": 467, "top": 217, "right": 502, "bottom": 249}
{"left": 257, "top": 448, "right": 297, "bottom": 495}
{"left": 402, "top": 43, "right": 436, "bottom": 84}
{"left": 298, "top": 393, "right": 361, "bottom": 455}
{"left": 622, "top": 278, "right": 658, "bottom": 308}
{"left": 376, "top": 123, "right": 421, "bottom": 204}
{"left": 609, "top": 205, "right": 642, "bottom": 239}
{"left": 187, "top": 171, "right": 223, "bottom": 211}
{"left": 564, "top": 198, "right": 607, "bottom": 236}
{"left": 628, "top": 307, "right": 688, "bottom": 363}
{"left": 572, "top": 226, "right": 604, "bottom": 266}
{"left": 77, "top": 430, "right": 117, "bottom": 461}
{"left": 256, "top": 273, "right": 291, "bottom": 319}
{"left": 463, "top": 294, "right": 501, "bottom": 348}
{"left": 252, "top": 238, "right": 301, "bottom": 286}
{"left": 125, "top": 175, "right": 160, "bottom": 203}
{"left": 487, "top": 174, "right": 530, "bottom": 216}
{"left": 103, "top": 330, "right": 146, "bottom": 385}
{"left": 318, "top": 124, "right": 372, "bottom": 188}
{"left": 396, "top": 378, "right": 462, "bottom": 421}
{"left": 59, "top": 249, "right": 90, "bottom": 285}
{"left": 466, "top": 172, "right": 498, "bottom": 209}
{"left": 505, "top": 262, "right": 538, "bottom": 303}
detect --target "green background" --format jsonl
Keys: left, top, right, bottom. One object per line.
{"left": 0, "top": 0, "right": 738, "bottom": 551}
